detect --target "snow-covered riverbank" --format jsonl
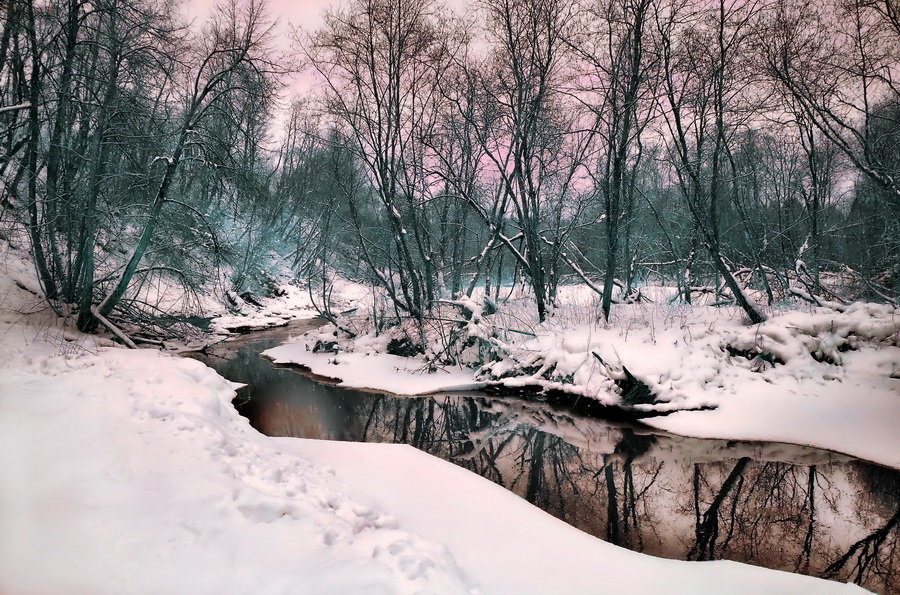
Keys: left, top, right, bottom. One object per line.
{"left": 0, "top": 245, "right": 872, "bottom": 593}
{"left": 264, "top": 292, "right": 900, "bottom": 470}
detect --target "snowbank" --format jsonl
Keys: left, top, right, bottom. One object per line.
{"left": 0, "top": 349, "right": 476, "bottom": 593}
{"left": 211, "top": 277, "right": 371, "bottom": 334}
{"left": 1, "top": 245, "right": 867, "bottom": 593}
{"left": 260, "top": 295, "right": 498, "bottom": 395}
{"left": 0, "top": 244, "right": 456, "bottom": 592}
{"left": 487, "top": 302, "right": 900, "bottom": 468}
{"left": 287, "top": 439, "right": 867, "bottom": 595}
{"left": 0, "top": 251, "right": 468, "bottom": 592}
{"left": 0, "top": 337, "right": 862, "bottom": 594}
{"left": 263, "top": 345, "right": 486, "bottom": 395}
{"left": 261, "top": 292, "right": 900, "bottom": 470}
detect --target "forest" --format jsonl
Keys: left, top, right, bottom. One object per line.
{"left": 1, "top": 0, "right": 898, "bottom": 338}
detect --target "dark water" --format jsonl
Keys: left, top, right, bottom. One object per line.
{"left": 191, "top": 320, "right": 900, "bottom": 593}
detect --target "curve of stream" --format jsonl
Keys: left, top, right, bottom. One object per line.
{"left": 189, "top": 319, "right": 899, "bottom": 593}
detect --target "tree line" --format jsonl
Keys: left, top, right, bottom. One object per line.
{"left": 1, "top": 0, "right": 898, "bottom": 336}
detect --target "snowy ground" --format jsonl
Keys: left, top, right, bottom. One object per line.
{"left": 264, "top": 347, "right": 486, "bottom": 395}
{"left": 262, "top": 290, "right": 900, "bottom": 470}
{"left": 0, "top": 243, "right": 871, "bottom": 593}
{"left": 210, "top": 278, "right": 371, "bottom": 335}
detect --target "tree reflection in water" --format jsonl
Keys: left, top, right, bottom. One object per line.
{"left": 191, "top": 332, "right": 899, "bottom": 594}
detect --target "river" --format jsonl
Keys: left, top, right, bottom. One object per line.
{"left": 189, "top": 319, "right": 899, "bottom": 593}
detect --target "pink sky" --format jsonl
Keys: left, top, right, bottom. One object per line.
{"left": 183, "top": 0, "right": 334, "bottom": 33}
{"left": 181, "top": 0, "right": 471, "bottom": 131}
{"left": 183, "top": 0, "right": 469, "bottom": 47}
{"left": 182, "top": 0, "right": 337, "bottom": 102}
{"left": 184, "top": 0, "right": 472, "bottom": 102}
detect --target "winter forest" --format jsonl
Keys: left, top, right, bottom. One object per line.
{"left": 1, "top": 0, "right": 898, "bottom": 592}
{"left": 1, "top": 0, "right": 898, "bottom": 331}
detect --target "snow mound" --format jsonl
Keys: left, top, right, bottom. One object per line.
{"left": 0, "top": 246, "right": 473, "bottom": 593}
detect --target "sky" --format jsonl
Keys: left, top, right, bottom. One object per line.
{"left": 183, "top": 0, "right": 334, "bottom": 35}
{"left": 180, "top": 0, "right": 338, "bottom": 121}
{"left": 182, "top": 0, "right": 469, "bottom": 56}
{"left": 181, "top": 0, "right": 471, "bottom": 123}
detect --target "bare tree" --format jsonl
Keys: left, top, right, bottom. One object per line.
{"left": 656, "top": 0, "right": 767, "bottom": 322}
{"left": 471, "top": 0, "right": 576, "bottom": 322}
{"left": 307, "top": 0, "right": 456, "bottom": 321}
{"left": 571, "top": 0, "right": 658, "bottom": 320}
{"left": 760, "top": 0, "right": 900, "bottom": 207}
{"left": 89, "top": 0, "right": 276, "bottom": 330}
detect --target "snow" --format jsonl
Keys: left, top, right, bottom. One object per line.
{"left": 0, "top": 246, "right": 468, "bottom": 593}
{"left": 0, "top": 351, "right": 469, "bottom": 594}
{"left": 261, "top": 287, "right": 900, "bottom": 470}
{"left": 287, "top": 439, "right": 866, "bottom": 595}
{"left": 263, "top": 347, "right": 487, "bottom": 395}
{"left": 0, "top": 242, "right": 869, "bottom": 593}
{"left": 643, "top": 367, "right": 899, "bottom": 468}
{"left": 211, "top": 278, "right": 371, "bottom": 334}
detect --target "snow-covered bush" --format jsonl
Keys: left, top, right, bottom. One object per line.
{"left": 302, "top": 294, "right": 504, "bottom": 370}
{"left": 720, "top": 302, "right": 900, "bottom": 370}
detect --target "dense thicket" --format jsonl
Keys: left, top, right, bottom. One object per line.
{"left": 1, "top": 0, "right": 897, "bottom": 336}
{"left": 0, "top": 0, "right": 281, "bottom": 335}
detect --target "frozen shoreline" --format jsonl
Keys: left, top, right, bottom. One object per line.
{"left": 0, "top": 331, "right": 866, "bottom": 594}
{"left": 263, "top": 341, "right": 900, "bottom": 469}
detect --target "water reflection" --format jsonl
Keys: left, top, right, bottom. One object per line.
{"left": 191, "top": 324, "right": 899, "bottom": 593}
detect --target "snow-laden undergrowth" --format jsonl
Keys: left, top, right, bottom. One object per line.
{"left": 210, "top": 276, "right": 371, "bottom": 335}
{"left": 479, "top": 301, "right": 899, "bottom": 407}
